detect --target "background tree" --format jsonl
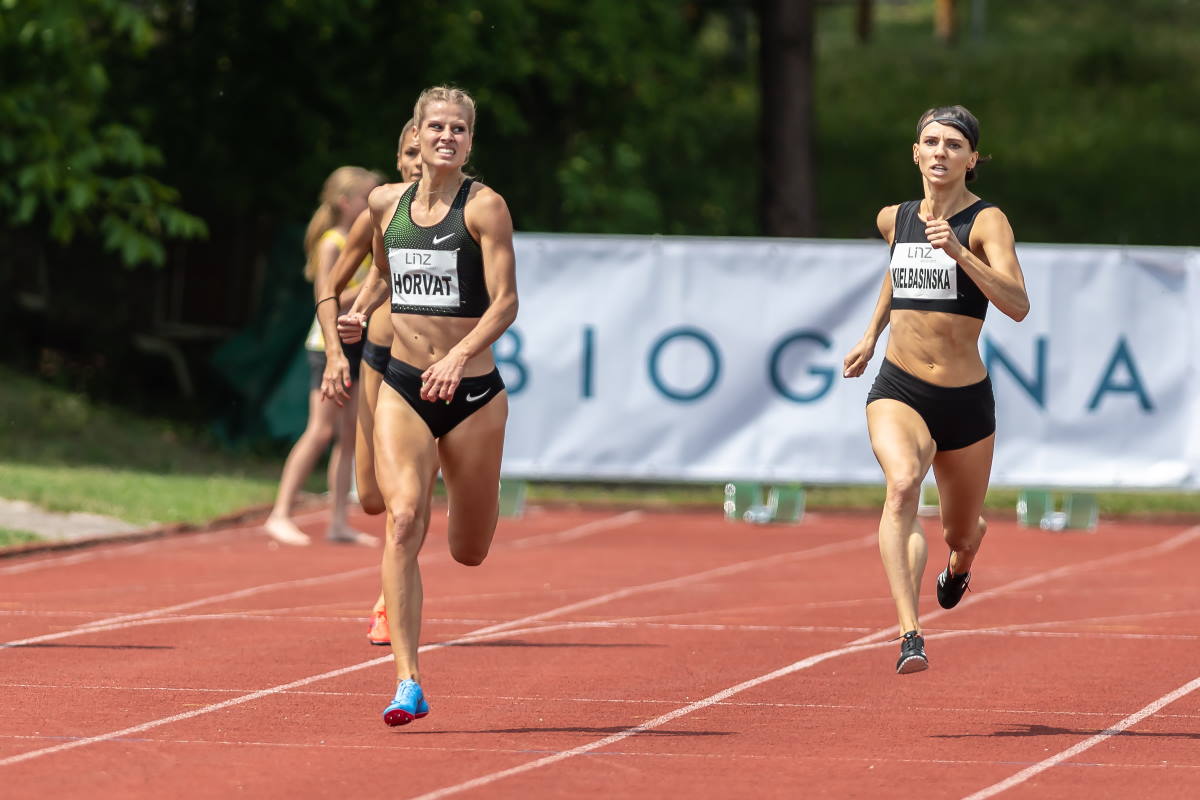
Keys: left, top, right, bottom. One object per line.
{"left": 757, "top": 0, "right": 817, "bottom": 236}
{"left": 856, "top": 0, "right": 873, "bottom": 43}
{"left": 1, "top": 0, "right": 1197, "bottom": 431}
{"left": 935, "top": 0, "right": 957, "bottom": 43}
{"left": 0, "top": 1, "right": 207, "bottom": 268}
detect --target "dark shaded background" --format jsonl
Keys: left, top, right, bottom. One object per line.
{"left": 1, "top": 0, "right": 1195, "bottom": 441}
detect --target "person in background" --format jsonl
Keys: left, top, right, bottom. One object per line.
{"left": 318, "top": 124, "right": 422, "bottom": 644}
{"left": 263, "top": 166, "right": 381, "bottom": 547}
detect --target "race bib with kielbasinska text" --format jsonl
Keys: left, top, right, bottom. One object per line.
{"left": 889, "top": 243, "right": 957, "bottom": 301}
{"left": 388, "top": 248, "right": 460, "bottom": 309}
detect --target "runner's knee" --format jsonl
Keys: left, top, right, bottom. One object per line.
{"left": 386, "top": 505, "right": 426, "bottom": 551}
{"left": 448, "top": 519, "right": 495, "bottom": 567}
{"left": 450, "top": 546, "right": 487, "bottom": 567}
{"left": 883, "top": 473, "right": 922, "bottom": 515}
{"left": 359, "top": 489, "right": 385, "bottom": 516}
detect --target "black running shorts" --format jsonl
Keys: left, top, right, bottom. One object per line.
{"left": 866, "top": 358, "right": 995, "bottom": 451}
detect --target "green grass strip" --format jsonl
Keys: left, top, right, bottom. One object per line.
{"left": 0, "top": 528, "right": 42, "bottom": 547}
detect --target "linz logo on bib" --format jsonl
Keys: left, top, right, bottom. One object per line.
{"left": 388, "top": 248, "right": 460, "bottom": 309}
{"left": 890, "top": 243, "right": 957, "bottom": 301}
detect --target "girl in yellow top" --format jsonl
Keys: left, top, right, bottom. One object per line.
{"left": 264, "top": 166, "right": 381, "bottom": 546}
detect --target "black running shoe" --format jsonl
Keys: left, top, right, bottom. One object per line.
{"left": 936, "top": 563, "right": 971, "bottom": 609}
{"left": 896, "top": 630, "right": 928, "bottom": 674}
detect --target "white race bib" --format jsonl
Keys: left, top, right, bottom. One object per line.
{"left": 388, "top": 248, "right": 460, "bottom": 309}
{"left": 889, "top": 243, "right": 957, "bottom": 301}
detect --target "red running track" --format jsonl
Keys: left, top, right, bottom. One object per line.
{"left": 2, "top": 505, "right": 1199, "bottom": 799}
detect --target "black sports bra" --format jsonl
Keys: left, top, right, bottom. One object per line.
{"left": 382, "top": 179, "right": 490, "bottom": 318}
{"left": 888, "top": 199, "right": 993, "bottom": 320}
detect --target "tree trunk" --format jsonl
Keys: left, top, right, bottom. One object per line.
{"left": 856, "top": 0, "right": 873, "bottom": 43}
{"left": 935, "top": 0, "right": 957, "bottom": 43}
{"left": 757, "top": 0, "right": 817, "bottom": 237}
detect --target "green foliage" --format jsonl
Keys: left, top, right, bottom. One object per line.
{"left": 0, "top": 363, "right": 279, "bottom": 475}
{"left": 813, "top": 0, "right": 1200, "bottom": 244}
{"left": 0, "top": 365, "right": 283, "bottom": 524}
{"left": 2, "top": 0, "right": 1198, "bottom": 282}
{"left": 1, "top": 0, "right": 1198, "bottom": 421}
{"left": 0, "top": 462, "right": 278, "bottom": 525}
{"left": 102, "top": 0, "right": 757, "bottom": 238}
{"left": 0, "top": 0, "right": 207, "bottom": 267}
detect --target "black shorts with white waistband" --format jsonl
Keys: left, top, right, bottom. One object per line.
{"left": 362, "top": 340, "right": 391, "bottom": 375}
{"left": 382, "top": 357, "right": 505, "bottom": 439}
{"left": 866, "top": 358, "right": 995, "bottom": 451}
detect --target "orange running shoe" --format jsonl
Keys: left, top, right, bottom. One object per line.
{"left": 367, "top": 609, "right": 390, "bottom": 646}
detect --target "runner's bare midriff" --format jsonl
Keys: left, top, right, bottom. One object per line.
{"left": 389, "top": 314, "right": 496, "bottom": 376}
{"left": 885, "top": 308, "right": 986, "bottom": 387}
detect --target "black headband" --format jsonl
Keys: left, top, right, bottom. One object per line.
{"left": 919, "top": 116, "right": 978, "bottom": 150}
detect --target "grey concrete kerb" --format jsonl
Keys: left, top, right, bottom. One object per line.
{"left": 0, "top": 498, "right": 143, "bottom": 543}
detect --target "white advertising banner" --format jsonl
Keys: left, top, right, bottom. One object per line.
{"left": 498, "top": 234, "right": 1196, "bottom": 489}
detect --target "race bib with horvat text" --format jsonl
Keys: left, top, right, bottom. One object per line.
{"left": 889, "top": 243, "right": 957, "bottom": 301}
{"left": 388, "top": 248, "right": 460, "bottom": 309}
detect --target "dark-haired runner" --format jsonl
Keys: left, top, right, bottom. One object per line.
{"left": 843, "top": 105, "right": 1029, "bottom": 674}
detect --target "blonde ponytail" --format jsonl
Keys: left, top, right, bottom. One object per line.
{"left": 302, "top": 166, "right": 379, "bottom": 281}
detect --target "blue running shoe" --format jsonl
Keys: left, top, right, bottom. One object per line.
{"left": 383, "top": 679, "right": 430, "bottom": 727}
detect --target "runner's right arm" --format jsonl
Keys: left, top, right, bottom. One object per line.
{"left": 843, "top": 205, "right": 898, "bottom": 379}
{"left": 316, "top": 208, "right": 375, "bottom": 402}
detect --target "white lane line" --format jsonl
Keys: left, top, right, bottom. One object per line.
{"left": 0, "top": 566, "right": 377, "bottom": 648}
{"left": 0, "top": 619, "right": 595, "bottom": 767}
{"left": 8, "top": 679, "right": 1200, "bottom": 724}
{"left": 407, "top": 524, "right": 1200, "bottom": 799}
{"left": 406, "top": 630, "right": 971, "bottom": 800}
{"left": 6, "top": 729, "right": 1200, "bottom": 770}
{"left": 0, "top": 529, "right": 231, "bottom": 576}
{"left": 505, "top": 511, "right": 643, "bottom": 549}
{"left": 453, "top": 533, "right": 877, "bottom": 641}
{"left": 971, "top": 629, "right": 1200, "bottom": 642}
{"left": 1, "top": 512, "right": 642, "bottom": 649}
{"left": 0, "top": 617, "right": 898, "bottom": 770}
{"left": 3, "top": 599, "right": 1196, "bottom": 773}
{"left": 960, "top": 675, "right": 1200, "bottom": 800}
{"left": 0, "top": 610, "right": 881, "bottom": 638}
{"left": 1, "top": 532, "right": 874, "bottom": 649}
{"left": 12, "top": 653, "right": 1200, "bottom": 731}
{"left": 0, "top": 531, "right": 874, "bottom": 767}
{"left": 987, "top": 607, "right": 1200, "bottom": 632}
{"left": 847, "top": 524, "right": 1200, "bottom": 646}
{"left": 0, "top": 733, "right": 767, "bottom": 759}
{"left": 12, "top": 521, "right": 1191, "bottom": 778}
